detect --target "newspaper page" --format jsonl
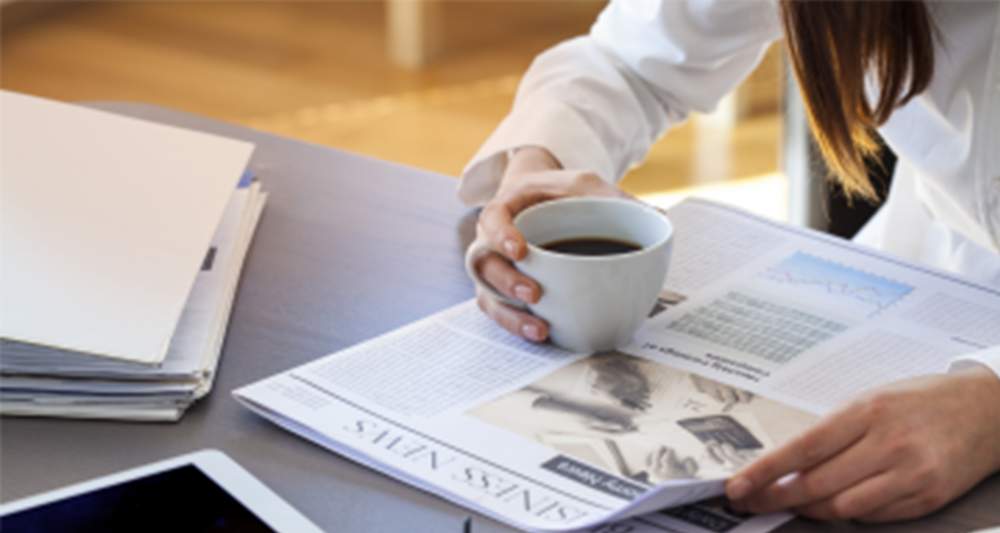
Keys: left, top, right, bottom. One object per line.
{"left": 627, "top": 200, "right": 1000, "bottom": 416}
{"left": 234, "top": 198, "right": 1000, "bottom": 532}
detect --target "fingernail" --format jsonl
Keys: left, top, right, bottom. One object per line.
{"left": 503, "top": 239, "right": 518, "bottom": 258}
{"left": 514, "top": 284, "right": 534, "bottom": 302}
{"left": 728, "top": 476, "right": 751, "bottom": 500}
{"left": 522, "top": 323, "right": 542, "bottom": 341}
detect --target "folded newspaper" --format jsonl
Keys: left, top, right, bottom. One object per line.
{"left": 235, "top": 198, "right": 1000, "bottom": 532}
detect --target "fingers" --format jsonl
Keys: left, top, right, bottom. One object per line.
{"left": 473, "top": 168, "right": 629, "bottom": 343}
{"left": 476, "top": 290, "right": 548, "bottom": 342}
{"left": 479, "top": 170, "right": 628, "bottom": 261}
{"left": 478, "top": 202, "right": 526, "bottom": 261}
{"left": 477, "top": 253, "right": 540, "bottom": 304}
{"left": 479, "top": 176, "right": 565, "bottom": 261}
{"left": 726, "top": 405, "right": 870, "bottom": 501}
{"left": 793, "top": 472, "right": 914, "bottom": 521}
{"left": 740, "top": 432, "right": 890, "bottom": 513}
{"left": 857, "top": 493, "right": 942, "bottom": 523}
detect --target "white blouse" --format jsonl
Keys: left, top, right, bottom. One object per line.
{"left": 459, "top": 0, "right": 1000, "bottom": 376}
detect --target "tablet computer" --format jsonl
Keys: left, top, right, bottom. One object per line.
{"left": 0, "top": 449, "right": 322, "bottom": 533}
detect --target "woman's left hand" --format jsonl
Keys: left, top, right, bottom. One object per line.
{"left": 726, "top": 365, "right": 1000, "bottom": 522}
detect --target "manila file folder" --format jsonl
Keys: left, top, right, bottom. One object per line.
{"left": 1, "top": 91, "right": 254, "bottom": 364}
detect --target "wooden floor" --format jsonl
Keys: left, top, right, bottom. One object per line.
{"left": 1, "top": 1, "right": 782, "bottom": 203}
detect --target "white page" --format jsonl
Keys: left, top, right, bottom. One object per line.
{"left": 0, "top": 91, "right": 254, "bottom": 364}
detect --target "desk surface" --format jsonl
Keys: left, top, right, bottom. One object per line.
{"left": 2, "top": 103, "right": 997, "bottom": 533}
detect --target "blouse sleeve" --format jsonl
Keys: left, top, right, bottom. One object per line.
{"left": 950, "top": 347, "right": 1000, "bottom": 380}
{"left": 459, "top": 0, "right": 783, "bottom": 206}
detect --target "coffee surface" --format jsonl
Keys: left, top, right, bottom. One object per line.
{"left": 540, "top": 237, "right": 641, "bottom": 256}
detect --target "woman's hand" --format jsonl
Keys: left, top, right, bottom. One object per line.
{"left": 725, "top": 366, "right": 1000, "bottom": 522}
{"left": 472, "top": 146, "right": 629, "bottom": 342}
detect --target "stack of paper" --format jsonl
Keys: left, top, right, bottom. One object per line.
{"left": 0, "top": 91, "right": 263, "bottom": 422}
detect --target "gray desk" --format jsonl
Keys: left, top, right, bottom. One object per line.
{"left": 2, "top": 104, "right": 997, "bottom": 533}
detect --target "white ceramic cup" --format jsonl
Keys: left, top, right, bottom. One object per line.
{"left": 466, "top": 197, "right": 673, "bottom": 353}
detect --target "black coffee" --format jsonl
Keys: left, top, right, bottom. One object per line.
{"left": 541, "top": 237, "right": 642, "bottom": 256}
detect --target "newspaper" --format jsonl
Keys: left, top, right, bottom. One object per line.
{"left": 234, "top": 198, "right": 1000, "bottom": 532}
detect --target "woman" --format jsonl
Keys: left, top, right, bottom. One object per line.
{"left": 462, "top": 0, "right": 1000, "bottom": 523}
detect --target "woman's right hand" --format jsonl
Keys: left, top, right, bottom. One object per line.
{"left": 471, "top": 146, "right": 629, "bottom": 342}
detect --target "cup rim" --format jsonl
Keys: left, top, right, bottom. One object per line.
{"left": 513, "top": 197, "right": 673, "bottom": 262}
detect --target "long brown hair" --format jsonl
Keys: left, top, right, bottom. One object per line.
{"left": 780, "top": 1, "right": 935, "bottom": 200}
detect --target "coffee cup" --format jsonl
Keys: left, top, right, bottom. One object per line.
{"left": 465, "top": 196, "right": 673, "bottom": 352}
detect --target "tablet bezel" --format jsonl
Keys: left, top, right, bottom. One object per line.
{"left": 0, "top": 449, "right": 322, "bottom": 533}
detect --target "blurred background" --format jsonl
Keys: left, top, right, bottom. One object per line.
{"left": 2, "top": 1, "right": 788, "bottom": 220}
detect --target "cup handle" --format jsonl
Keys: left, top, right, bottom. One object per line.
{"left": 464, "top": 239, "right": 529, "bottom": 310}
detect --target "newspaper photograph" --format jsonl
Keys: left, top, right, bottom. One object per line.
{"left": 470, "top": 352, "right": 814, "bottom": 484}
{"left": 234, "top": 199, "right": 1000, "bottom": 532}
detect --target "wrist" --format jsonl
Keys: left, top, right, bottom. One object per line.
{"left": 963, "top": 365, "right": 1000, "bottom": 472}
{"left": 505, "top": 146, "right": 561, "bottom": 179}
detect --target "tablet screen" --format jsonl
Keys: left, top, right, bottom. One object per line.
{"left": 0, "top": 464, "right": 275, "bottom": 532}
